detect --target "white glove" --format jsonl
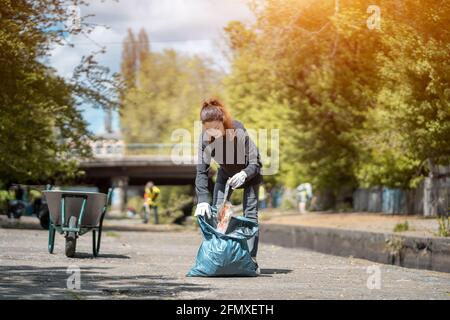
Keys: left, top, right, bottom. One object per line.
{"left": 229, "top": 171, "right": 247, "bottom": 189}
{"left": 194, "top": 202, "right": 211, "bottom": 219}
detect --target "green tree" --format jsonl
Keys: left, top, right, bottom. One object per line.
{"left": 224, "top": 0, "right": 450, "bottom": 198}
{"left": 224, "top": 0, "right": 382, "bottom": 193}
{"left": 120, "top": 29, "right": 139, "bottom": 91}
{"left": 0, "top": 0, "right": 119, "bottom": 187}
{"left": 356, "top": 0, "right": 450, "bottom": 188}
{"left": 223, "top": 21, "right": 300, "bottom": 187}
{"left": 120, "top": 30, "right": 223, "bottom": 145}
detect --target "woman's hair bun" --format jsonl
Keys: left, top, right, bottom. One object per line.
{"left": 203, "top": 98, "right": 220, "bottom": 108}
{"left": 200, "top": 97, "right": 233, "bottom": 130}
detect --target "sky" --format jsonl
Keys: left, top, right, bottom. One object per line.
{"left": 49, "top": 0, "right": 255, "bottom": 134}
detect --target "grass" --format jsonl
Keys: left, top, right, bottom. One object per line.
{"left": 66, "top": 290, "right": 84, "bottom": 300}
{"left": 385, "top": 236, "right": 405, "bottom": 256}
{"left": 437, "top": 216, "right": 450, "bottom": 237}
{"left": 105, "top": 231, "right": 120, "bottom": 238}
{"left": 393, "top": 221, "right": 409, "bottom": 233}
{"left": 334, "top": 203, "right": 354, "bottom": 213}
{"left": 259, "top": 214, "right": 271, "bottom": 222}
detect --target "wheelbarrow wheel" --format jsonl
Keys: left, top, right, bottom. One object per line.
{"left": 39, "top": 206, "right": 50, "bottom": 230}
{"left": 65, "top": 236, "right": 77, "bottom": 258}
{"left": 65, "top": 216, "right": 77, "bottom": 258}
{"left": 92, "top": 229, "right": 101, "bottom": 257}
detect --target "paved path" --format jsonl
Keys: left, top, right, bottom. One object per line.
{"left": 0, "top": 226, "right": 449, "bottom": 299}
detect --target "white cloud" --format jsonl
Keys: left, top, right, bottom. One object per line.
{"left": 49, "top": 0, "right": 254, "bottom": 74}
{"left": 48, "top": 0, "right": 254, "bottom": 133}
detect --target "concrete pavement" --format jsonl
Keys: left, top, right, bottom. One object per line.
{"left": 0, "top": 225, "right": 449, "bottom": 299}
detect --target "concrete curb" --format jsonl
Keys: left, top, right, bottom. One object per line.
{"left": 260, "top": 223, "right": 450, "bottom": 273}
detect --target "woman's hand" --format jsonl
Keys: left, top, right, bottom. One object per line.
{"left": 194, "top": 202, "right": 211, "bottom": 219}
{"left": 229, "top": 171, "right": 247, "bottom": 189}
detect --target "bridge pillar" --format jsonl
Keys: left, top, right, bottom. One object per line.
{"left": 110, "top": 176, "right": 129, "bottom": 215}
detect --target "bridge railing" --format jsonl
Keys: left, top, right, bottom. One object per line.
{"left": 91, "top": 142, "right": 195, "bottom": 158}
{"left": 125, "top": 143, "right": 194, "bottom": 156}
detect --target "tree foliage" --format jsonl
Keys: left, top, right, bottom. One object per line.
{"left": 120, "top": 29, "right": 223, "bottom": 144}
{"left": 357, "top": 1, "right": 450, "bottom": 188}
{"left": 223, "top": 0, "right": 450, "bottom": 192}
{"left": 0, "top": 0, "right": 120, "bottom": 186}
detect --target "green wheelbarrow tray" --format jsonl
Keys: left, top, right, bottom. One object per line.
{"left": 43, "top": 189, "right": 112, "bottom": 257}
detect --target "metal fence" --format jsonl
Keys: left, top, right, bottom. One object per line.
{"left": 353, "top": 176, "right": 450, "bottom": 216}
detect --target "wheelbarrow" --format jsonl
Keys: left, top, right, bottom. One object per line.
{"left": 43, "top": 188, "right": 112, "bottom": 257}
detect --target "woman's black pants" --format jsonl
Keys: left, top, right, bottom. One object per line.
{"left": 212, "top": 178, "right": 259, "bottom": 258}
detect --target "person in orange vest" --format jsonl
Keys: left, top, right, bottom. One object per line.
{"left": 143, "top": 181, "right": 160, "bottom": 224}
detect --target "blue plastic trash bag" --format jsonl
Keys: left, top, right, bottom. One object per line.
{"left": 187, "top": 206, "right": 259, "bottom": 277}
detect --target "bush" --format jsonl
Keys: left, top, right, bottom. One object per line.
{"left": 437, "top": 216, "right": 450, "bottom": 237}
{"left": 0, "top": 190, "right": 14, "bottom": 214}
{"left": 127, "top": 196, "right": 144, "bottom": 213}
{"left": 393, "top": 221, "right": 409, "bottom": 233}
{"left": 229, "top": 188, "right": 244, "bottom": 205}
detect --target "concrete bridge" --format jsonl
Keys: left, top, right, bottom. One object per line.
{"left": 77, "top": 140, "right": 211, "bottom": 213}
{"left": 81, "top": 155, "right": 197, "bottom": 189}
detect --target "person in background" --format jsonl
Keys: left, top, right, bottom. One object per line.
{"left": 14, "top": 184, "right": 24, "bottom": 201}
{"left": 271, "top": 185, "right": 283, "bottom": 208}
{"left": 143, "top": 181, "right": 160, "bottom": 224}
{"left": 296, "top": 182, "right": 313, "bottom": 214}
{"left": 258, "top": 184, "right": 267, "bottom": 209}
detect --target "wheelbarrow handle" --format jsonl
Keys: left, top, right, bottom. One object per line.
{"left": 100, "top": 187, "right": 114, "bottom": 218}
{"left": 106, "top": 187, "right": 113, "bottom": 206}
